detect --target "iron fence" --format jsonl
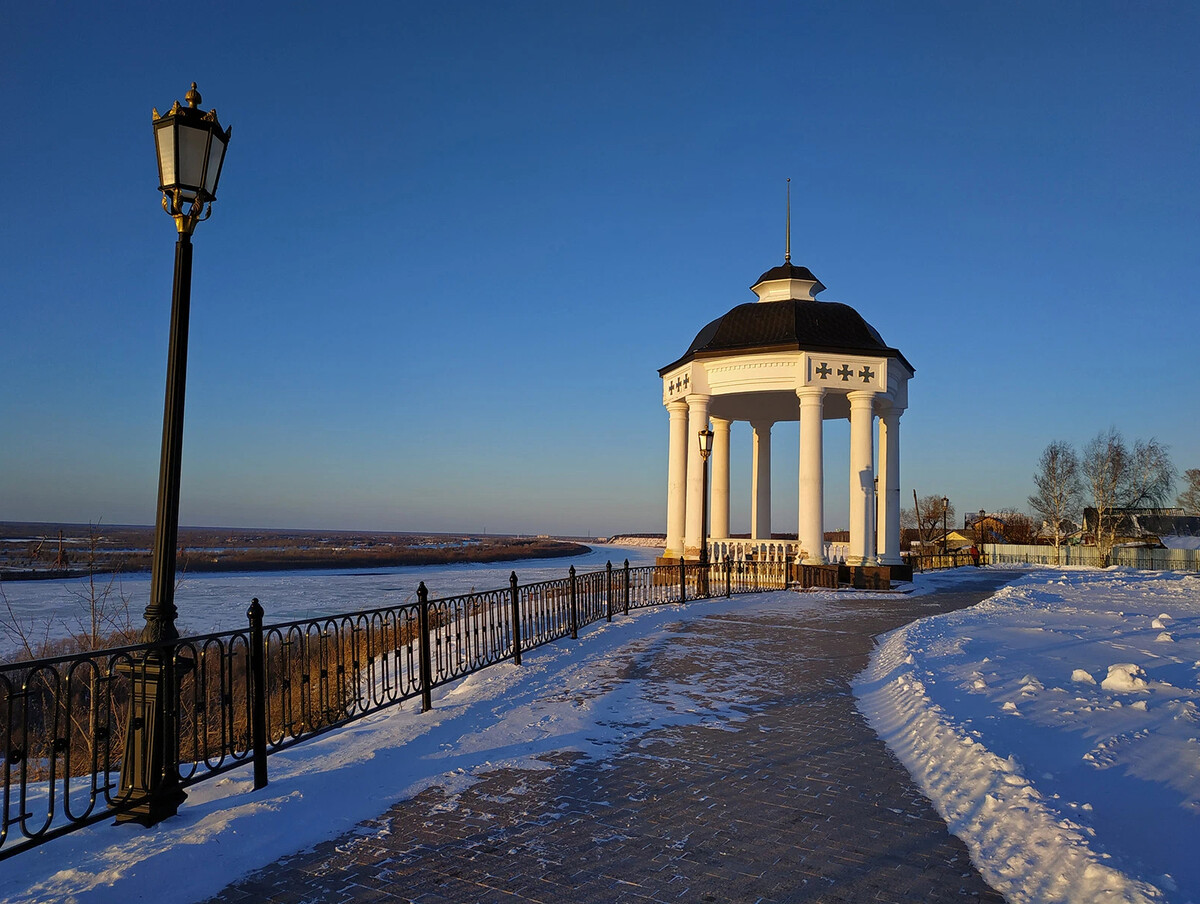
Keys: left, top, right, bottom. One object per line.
{"left": 983, "top": 544, "right": 1200, "bottom": 571}
{"left": 1, "top": 555, "right": 787, "bottom": 859}
{"left": 907, "top": 550, "right": 988, "bottom": 572}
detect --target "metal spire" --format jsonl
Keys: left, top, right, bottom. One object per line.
{"left": 785, "top": 178, "right": 791, "bottom": 263}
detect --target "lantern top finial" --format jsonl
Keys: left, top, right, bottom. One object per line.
{"left": 185, "top": 83, "right": 201, "bottom": 109}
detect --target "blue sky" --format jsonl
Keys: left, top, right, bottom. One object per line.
{"left": 2, "top": 1, "right": 1197, "bottom": 536}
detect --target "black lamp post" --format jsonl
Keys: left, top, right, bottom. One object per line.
{"left": 145, "top": 83, "right": 230, "bottom": 644}
{"left": 119, "top": 83, "right": 230, "bottom": 826}
{"left": 942, "top": 495, "right": 949, "bottom": 560}
{"left": 698, "top": 427, "right": 714, "bottom": 593}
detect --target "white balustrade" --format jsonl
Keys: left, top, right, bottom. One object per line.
{"left": 705, "top": 538, "right": 850, "bottom": 565}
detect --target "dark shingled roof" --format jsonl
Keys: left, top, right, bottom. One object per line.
{"left": 753, "top": 262, "right": 826, "bottom": 293}
{"left": 659, "top": 299, "right": 915, "bottom": 375}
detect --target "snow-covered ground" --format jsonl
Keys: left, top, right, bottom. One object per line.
{"left": 2, "top": 566, "right": 1197, "bottom": 904}
{"left": 857, "top": 567, "right": 1200, "bottom": 904}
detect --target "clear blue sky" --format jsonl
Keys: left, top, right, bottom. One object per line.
{"left": 2, "top": 1, "right": 1197, "bottom": 536}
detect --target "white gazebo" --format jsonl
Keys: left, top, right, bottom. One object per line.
{"left": 658, "top": 257, "right": 913, "bottom": 576}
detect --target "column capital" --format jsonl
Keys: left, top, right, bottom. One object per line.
{"left": 667, "top": 398, "right": 690, "bottom": 415}
{"left": 685, "top": 393, "right": 712, "bottom": 408}
{"left": 710, "top": 416, "right": 732, "bottom": 429}
{"left": 847, "top": 389, "right": 878, "bottom": 407}
{"left": 797, "top": 385, "right": 825, "bottom": 402}
{"left": 749, "top": 418, "right": 774, "bottom": 432}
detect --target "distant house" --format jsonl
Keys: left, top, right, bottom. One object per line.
{"left": 1035, "top": 518, "right": 1082, "bottom": 544}
{"left": 944, "top": 528, "right": 976, "bottom": 551}
{"left": 963, "top": 513, "right": 1037, "bottom": 545}
{"left": 1082, "top": 508, "right": 1200, "bottom": 547}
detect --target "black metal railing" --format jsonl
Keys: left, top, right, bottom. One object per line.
{"left": 1, "top": 556, "right": 788, "bottom": 859}
{"left": 906, "top": 551, "right": 989, "bottom": 572}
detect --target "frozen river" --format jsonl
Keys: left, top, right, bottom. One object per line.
{"left": 0, "top": 544, "right": 662, "bottom": 659}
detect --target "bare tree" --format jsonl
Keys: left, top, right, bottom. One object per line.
{"left": 902, "top": 494, "right": 955, "bottom": 550}
{"left": 1082, "top": 429, "right": 1175, "bottom": 560}
{"left": 992, "top": 510, "right": 1038, "bottom": 545}
{"left": 1179, "top": 469, "right": 1200, "bottom": 515}
{"left": 1126, "top": 437, "right": 1175, "bottom": 509}
{"left": 1028, "top": 440, "right": 1082, "bottom": 563}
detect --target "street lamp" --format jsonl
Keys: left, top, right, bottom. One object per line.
{"left": 145, "top": 82, "right": 230, "bottom": 645}
{"left": 942, "top": 495, "right": 950, "bottom": 560}
{"left": 120, "top": 83, "right": 231, "bottom": 826}
{"left": 698, "top": 428, "right": 714, "bottom": 590}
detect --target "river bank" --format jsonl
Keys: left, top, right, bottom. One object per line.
{"left": 0, "top": 545, "right": 662, "bottom": 661}
{"left": 0, "top": 523, "right": 589, "bottom": 581}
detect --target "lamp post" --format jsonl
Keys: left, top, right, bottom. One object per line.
{"left": 698, "top": 427, "right": 714, "bottom": 592}
{"left": 119, "top": 83, "right": 230, "bottom": 826}
{"left": 942, "top": 495, "right": 949, "bottom": 561}
{"left": 873, "top": 476, "right": 879, "bottom": 564}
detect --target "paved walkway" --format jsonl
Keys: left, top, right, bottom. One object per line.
{"left": 206, "top": 571, "right": 1021, "bottom": 904}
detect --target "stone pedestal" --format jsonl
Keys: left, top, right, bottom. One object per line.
{"left": 837, "top": 564, "right": 891, "bottom": 590}
{"left": 115, "top": 654, "right": 192, "bottom": 826}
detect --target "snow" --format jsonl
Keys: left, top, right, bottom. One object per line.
{"left": 0, "top": 545, "right": 664, "bottom": 661}
{"left": 856, "top": 567, "right": 1200, "bottom": 904}
{"left": 1162, "top": 537, "right": 1200, "bottom": 551}
{"left": 3, "top": 564, "right": 1198, "bottom": 904}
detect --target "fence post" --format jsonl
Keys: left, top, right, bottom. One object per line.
{"left": 724, "top": 555, "right": 731, "bottom": 598}
{"left": 569, "top": 566, "right": 578, "bottom": 639}
{"left": 418, "top": 582, "right": 433, "bottom": 712}
{"left": 509, "top": 571, "right": 522, "bottom": 666}
{"left": 679, "top": 556, "right": 686, "bottom": 603}
{"left": 605, "top": 561, "right": 613, "bottom": 623}
{"left": 623, "top": 559, "right": 630, "bottom": 615}
{"left": 247, "top": 598, "right": 268, "bottom": 791}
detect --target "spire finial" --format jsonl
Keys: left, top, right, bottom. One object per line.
{"left": 785, "top": 178, "right": 791, "bottom": 263}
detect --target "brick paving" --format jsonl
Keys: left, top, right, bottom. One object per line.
{"left": 205, "top": 572, "right": 1021, "bottom": 904}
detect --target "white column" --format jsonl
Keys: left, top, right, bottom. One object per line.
{"left": 877, "top": 404, "right": 904, "bottom": 565}
{"left": 664, "top": 400, "right": 690, "bottom": 558}
{"left": 797, "top": 388, "right": 826, "bottom": 565}
{"left": 683, "top": 394, "right": 711, "bottom": 560}
{"left": 711, "top": 417, "right": 731, "bottom": 540}
{"left": 847, "top": 390, "right": 877, "bottom": 566}
{"left": 751, "top": 421, "right": 772, "bottom": 540}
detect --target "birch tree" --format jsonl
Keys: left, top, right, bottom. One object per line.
{"left": 1028, "top": 440, "right": 1081, "bottom": 563}
{"left": 1179, "top": 469, "right": 1200, "bottom": 515}
{"left": 1081, "top": 429, "right": 1174, "bottom": 560}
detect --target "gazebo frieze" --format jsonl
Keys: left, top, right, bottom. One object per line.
{"left": 662, "top": 351, "right": 904, "bottom": 411}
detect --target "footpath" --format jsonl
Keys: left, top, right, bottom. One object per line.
{"left": 205, "top": 572, "right": 1020, "bottom": 904}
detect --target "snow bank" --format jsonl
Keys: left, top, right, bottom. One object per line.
{"left": 856, "top": 568, "right": 1200, "bottom": 904}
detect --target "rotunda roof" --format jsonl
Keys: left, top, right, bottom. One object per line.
{"left": 659, "top": 298, "right": 914, "bottom": 375}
